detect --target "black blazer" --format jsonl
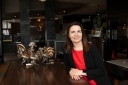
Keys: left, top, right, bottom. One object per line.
{"left": 63, "top": 44, "right": 112, "bottom": 85}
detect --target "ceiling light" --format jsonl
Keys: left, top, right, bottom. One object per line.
{"left": 39, "top": 0, "right": 46, "bottom": 2}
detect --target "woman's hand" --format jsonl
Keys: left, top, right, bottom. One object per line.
{"left": 69, "top": 68, "right": 86, "bottom": 80}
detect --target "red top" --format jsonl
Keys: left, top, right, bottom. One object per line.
{"left": 72, "top": 49, "right": 86, "bottom": 70}
{"left": 72, "top": 49, "right": 97, "bottom": 85}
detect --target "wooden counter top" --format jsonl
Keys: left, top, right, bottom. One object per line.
{"left": 0, "top": 60, "right": 89, "bottom": 85}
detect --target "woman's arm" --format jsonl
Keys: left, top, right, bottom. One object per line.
{"left": 63, "top": 52, "right": 72, "bottom": 73}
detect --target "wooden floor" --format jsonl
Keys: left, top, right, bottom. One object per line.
{"left": 0, "top": 56, "right": 89, "bottom": 85}
{"left": 0, "top": 62, "right": 10, "bottom": 82}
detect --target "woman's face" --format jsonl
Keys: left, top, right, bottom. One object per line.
{"left": 68, "top": 25, "right": 82, "bottom": 43}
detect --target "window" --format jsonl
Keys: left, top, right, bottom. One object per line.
{"left": 2, "top": 20, "right": 11, "bottom": 35}
{"left": 2, "top": 20, "right": 12, "bottom": 41}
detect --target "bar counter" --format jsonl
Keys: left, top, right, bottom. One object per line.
{"left": 0, "top": 60, "right": 89, "bottom": 85}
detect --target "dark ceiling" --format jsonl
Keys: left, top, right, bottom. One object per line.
{"left": 2, "top": 0, "right": 128, "bottom": 21}
{"left": 107, "top": 0, "right": 128, "bottom": 20}
{"left": 2, "top": 0, "right": 106, "bottom": 20}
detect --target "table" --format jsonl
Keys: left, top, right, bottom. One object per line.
{"left": 106, "top": 59, "right": 128, "bottom": 80}
{"left": 0, "top": 60, "right": 89, "bottom": 85}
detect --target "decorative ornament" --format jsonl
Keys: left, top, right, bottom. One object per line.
{"left": 16, "top": 42, "right": 55, "bottom": 68}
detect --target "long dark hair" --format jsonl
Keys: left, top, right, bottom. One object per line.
{"left": 64, "top": 21, "right": 90, "bottom": 53}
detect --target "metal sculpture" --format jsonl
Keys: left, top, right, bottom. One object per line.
{"left": 16, "top": 42, "right": 55, "bottom": 68}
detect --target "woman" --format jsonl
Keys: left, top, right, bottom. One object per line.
{"left": 63, "top": 21, "right": 112, "bottom": 85}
